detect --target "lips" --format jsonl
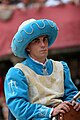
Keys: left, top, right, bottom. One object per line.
{"left": 40, "top": 49, "right": 48, "bottom": 53}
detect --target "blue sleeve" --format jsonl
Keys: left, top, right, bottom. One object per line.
{"left": 61, "top": 61, "right": 80, "bottom": 103}
{"left": 4, "top": 67, "right": 52, "bottom": 120}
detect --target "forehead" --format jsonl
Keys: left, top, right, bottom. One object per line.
{"left": 27, "top": 35, "right": 48, "bottom": 47}
{"left": 34, "top": 35, "right": 48, "bottom": 40}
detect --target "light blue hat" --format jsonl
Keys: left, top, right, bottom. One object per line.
{"left": 11, "top": 19, "right": 58, "bottom": 58}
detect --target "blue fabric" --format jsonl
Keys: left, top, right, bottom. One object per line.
{"left": 4, "top": 56, "right": 80, "bottom": 120}
{"left": 8, "top": 109, "right": 16, "bottom": 120}
{"left": 11, "top": 19, "right": 58, "bottom": 58}
{"left": 61, "top": 61, "right": 80, "bottom": 103}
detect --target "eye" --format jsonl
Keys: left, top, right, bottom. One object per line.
{"left": 32, "top": 38, "right": 39, "bottom": 44}
{"left": 43, "top": 36, "right": 48, "bottom": 42}
{"left": 34, "top": 39, "right": 38, "bottom": 43}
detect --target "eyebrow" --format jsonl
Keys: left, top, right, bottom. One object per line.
{"left": 34, "top": 35, "right": 48, "bottom": 40}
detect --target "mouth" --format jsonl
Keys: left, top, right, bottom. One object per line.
{"left": 40, "top": 49, "right": 48, "bottom": 53}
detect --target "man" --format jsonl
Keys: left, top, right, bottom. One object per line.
{"left": 4, "top": 19, "right": 80, "bottom": 120}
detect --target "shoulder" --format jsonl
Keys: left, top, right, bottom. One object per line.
{"left": 61, "top": 61, "right": 70, "bottom": 71}
{"left": 51, "top": 59, "right": 64, "bottom": 68}
{"left": 6, "top": 65, "right": 25, "bottom": 79}
{"left": 50, "top": 60, "right": 70, "bottom": 72}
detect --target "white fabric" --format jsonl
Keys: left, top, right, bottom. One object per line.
{"left": 45, "top": 0, "right": 61, "bottom": 6}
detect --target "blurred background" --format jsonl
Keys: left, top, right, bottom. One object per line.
{"left": 0, "top": 0, "right": 80, "bottom": 119}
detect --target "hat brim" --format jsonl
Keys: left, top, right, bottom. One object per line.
{"left": 11, "top": 19, "right": 58, "bottom": 58}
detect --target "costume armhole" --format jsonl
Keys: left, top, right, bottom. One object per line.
{"left": 51, "top": 60, "right": 64, "bottom": 78}
{"left": 14, "top": 63, "right": 30, "bottom": 82}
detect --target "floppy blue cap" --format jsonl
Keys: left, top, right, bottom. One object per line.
{"left": 11, "top": 19, "right": 58, "bottom": 58}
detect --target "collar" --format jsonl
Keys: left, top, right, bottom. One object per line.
{"left": 29, "top": 55, "right": 48, "bottom": 66}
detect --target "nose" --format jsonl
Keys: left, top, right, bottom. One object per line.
{"left": 40, "top": 40, "right": 45, "bottom": 47}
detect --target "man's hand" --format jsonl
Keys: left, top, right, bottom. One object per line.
{"left": 72, "top": 100, "right": 80, "bottom": 111}
{"left": 51, "top": 101, "right": 71, "bottom": 117}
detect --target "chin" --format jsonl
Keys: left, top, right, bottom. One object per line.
{"left": 41, "top": 54, "right": 47, "bottom": 58}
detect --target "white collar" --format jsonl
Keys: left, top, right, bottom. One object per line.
{"left": 29, "top": 55, "right": 48, "bottom": 66}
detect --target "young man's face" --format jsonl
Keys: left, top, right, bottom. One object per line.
{"left": 26, "top": 35, "right": 49, "bottom": 63}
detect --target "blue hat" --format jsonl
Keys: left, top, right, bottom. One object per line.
{"left": 11, "top": 19, "right": 58, "bottom": 58}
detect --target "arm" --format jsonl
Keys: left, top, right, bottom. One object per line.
{"left": 61, "top": 61, "right": 80, "bottom": 103}
{"left": 4, "top": 67, "right": 52, "bottom": 120}
{"left": 51, "top": 61, "right": 80, "bottom": 118}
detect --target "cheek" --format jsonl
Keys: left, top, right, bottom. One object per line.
{"left": 30, "top": 46, "right": 39, "bottom": 54}
{"left": 46, "top": 43, "right": 48, "bottom": 47}
{"left": 30, "top": 46, "right": 38, "bottom": 51}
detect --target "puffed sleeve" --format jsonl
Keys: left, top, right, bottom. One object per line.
{"left": 61, "top": 61, "right": 80, "bottom": 103}
{"left": 4, "top": 67, "right": 52, "bottom": 120}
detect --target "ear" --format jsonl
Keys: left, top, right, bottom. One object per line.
{"left": 26, "top": 46, "right": 30, "bottom": 52}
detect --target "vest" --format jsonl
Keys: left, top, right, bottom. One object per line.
{"left": 15, "top": 60, "right": 64, "bottom": 107}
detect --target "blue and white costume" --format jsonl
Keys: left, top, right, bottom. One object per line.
{"left": 4, "top": 19, "right": 80, "bottom": 120}
{"left": 4, "top": 56, "right": 80, "bottom": 120}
